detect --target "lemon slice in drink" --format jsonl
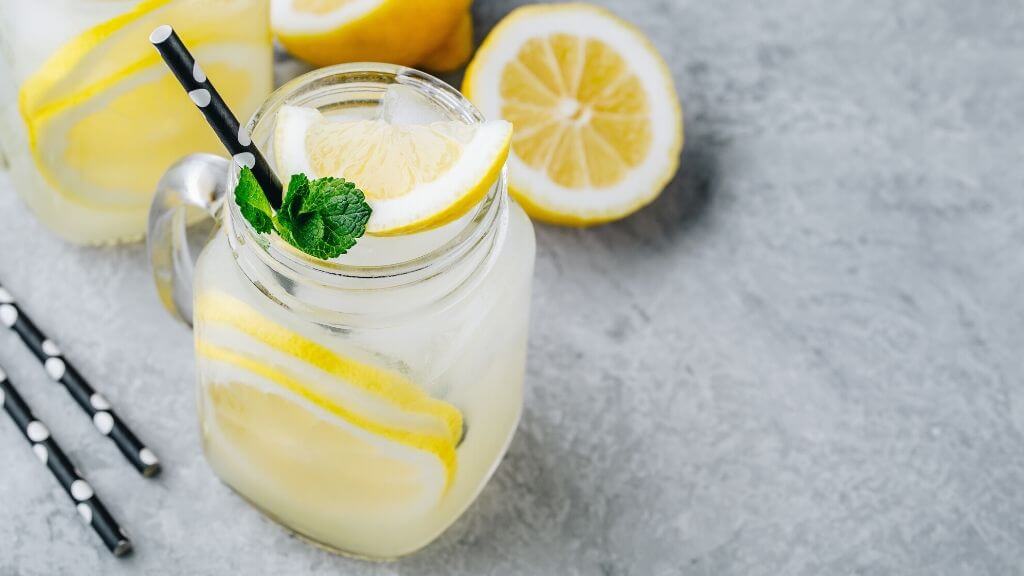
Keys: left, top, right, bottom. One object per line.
{"left": 196, "top": 291, "right": 463, "bottom": 445}
{"left": 274, "top": 105, "right": 512, "bottom": 235}
{"left": 19, "top": 0, "right": 271, "bottom": 211}
{"left": 463, "top": 3, "right": 683, "bottom": 225}
{"left": 206, "top": 380, "right": 450, "bottom": 517}
{"left": 196, "top": 291, "right": 463, "bottom": 513}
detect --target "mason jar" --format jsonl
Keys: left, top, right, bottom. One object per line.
{"left": 0, "top": 0, "right": 272, "bottom": 244}
{"left": 148, "top": 64, "right": 536, "bottom": 558}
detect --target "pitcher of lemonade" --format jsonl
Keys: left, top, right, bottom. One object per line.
{"left": 0, "top": 0, "right": 272, "bottom": 244}
{"left": 148, "top": 63, "right": 536, "bottom": 558}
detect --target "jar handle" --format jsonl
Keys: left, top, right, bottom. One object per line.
{"left": 147, "top": 153, "right": 230, "bottom": 327}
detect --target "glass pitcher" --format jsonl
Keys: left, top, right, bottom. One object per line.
{"left": 148, "top": 63, "right": 536, "bottom": 558}
{"left": 0, "top": 0, "right": 273, "bottom": 244}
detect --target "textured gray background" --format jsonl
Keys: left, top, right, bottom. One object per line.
{"left": 2, "top": 0, "right": 1024, "bottom": 574}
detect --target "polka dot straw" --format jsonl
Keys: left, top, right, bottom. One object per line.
{"left": 0, "top": 282, "right": 160, "bottom": 477}
{"left": 150, "top": 24, "right": 283, "bottom": 208}
{"left": 0, "top": 365, "right": 132, "bottom": 557}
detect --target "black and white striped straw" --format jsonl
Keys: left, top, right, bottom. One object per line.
{"left": 0, "top": 283, "right": 160, "bottom": 477}
{"left": 0, "top": 364, "right": 132, "bottom": 557}
{"left": 149, "top": 24, "right": 283, "bottom": 208}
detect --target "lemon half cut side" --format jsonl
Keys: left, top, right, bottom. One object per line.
{"left": 463, "top": 3, "right": 683, "bottom": 226}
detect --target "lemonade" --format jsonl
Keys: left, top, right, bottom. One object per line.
{"left": 0, "top": 0, "right": 272, "bottom": 244}
{"left": 179, "top": 65, "right": 535, "bottom": 558}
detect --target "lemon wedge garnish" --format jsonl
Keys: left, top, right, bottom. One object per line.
{"left": 19, "top": 0, "right": 272, "bottom": 213}
{"left": 463, "top": 3, "right": 684, "bottom": 225}
{"left": 273, "top": 105, "right": 512, "bottom": 235}
{"left": 273, "top": 0, "right": 470, "bottom": 67}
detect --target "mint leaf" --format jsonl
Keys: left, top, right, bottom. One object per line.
{"left": 232, "top": 168, "right": 372, "bottom": 260}
{"left": 233, "top": 166, "right": 274, "bottom": 234}
{"left": 274, "top": 174, "right": 372, "bottom": 260}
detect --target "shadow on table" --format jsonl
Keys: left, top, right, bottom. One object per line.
{"left": 390, "top": 401, "right": 595, "bottom": 572}
{"left": 532, "top": 124, "right": 719, "bottom": 258}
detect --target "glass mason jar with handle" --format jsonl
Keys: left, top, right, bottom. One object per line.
{"left": 0, "top": 0, "right": 272, "bottom": 244}
{"left": 148, "top": 64, "right": 536, "bottom": 559}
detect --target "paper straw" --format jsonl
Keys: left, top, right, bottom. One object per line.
{"left": 0, "top": 283, "right": 160, "bottom": 477}
{"left": 0, "top": 364, "right": 133, "bottom": 557}
{"left": 149, "top": 24, "right": 283, "bottom": 208}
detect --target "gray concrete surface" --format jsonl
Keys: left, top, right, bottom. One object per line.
{"left": 2, "top": 0, "right": 1024, "bottom": 574}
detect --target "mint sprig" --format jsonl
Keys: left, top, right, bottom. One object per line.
{"left": 234, "top": 167, "right": 275, "bottom": 234}
{"left": 234, "top": 166, "right": 372, "bottom": 259}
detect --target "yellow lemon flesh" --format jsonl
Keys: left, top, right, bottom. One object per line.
{"left": 273, "top": 0, "right": 470, "bottom": 67}
{"left": 273, "top": 105, "right": 512, "bottom": 235}
{"left": 463, "top": 3, "right": 683, "bottom": 225}
{"left": 20, "top": 0, "right": 271, "bottom": 212}
{"left": 196, "top": 292, "right": 463, "bottom": 514}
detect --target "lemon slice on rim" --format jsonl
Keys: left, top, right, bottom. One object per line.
{"left": 463, "top": 3, "right": 684, "bottom": 225}
{"left": 19, "top": 0, "right": 271, "bottom": 211}
{"left": 274, "top": 105, "right": 512, "bottom": 235}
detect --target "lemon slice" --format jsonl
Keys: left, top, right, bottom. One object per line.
{"left": 205, "top": 379, "right": 449, "bottom": 517}
{"left": 20, "top": 0, "right": 271, "bottom": 210}
{"left": 463, "top": 3, "right": 683, "bottom": 225}
{"left": 196, "top": 291, "right": 463, "bottom": 444}
{"left": 196, "top": 291, "right": 462, "bottom": 513}
{"left": 274, "top": 105, "right": 512, "bottom": 235}
{"left": 199, "top": 343, "right": 457, "bottom": 480}
{"left": 273, "top": 0, "right": 470, "bottom": 67}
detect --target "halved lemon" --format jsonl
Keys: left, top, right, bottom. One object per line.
{"left": 273, "top": 0, "right": 470, "bottom": 67}
{"left": 274, "top": 105, "right": 512, "bottom": 235}
{"left": 421, "top": 11, "right": 475, "bottom": 73}
{"left": 20, "top": 0, "right": 272, "bottom": 211}
{"left": 463, "top": 3, "right": 683, "bottom": 225}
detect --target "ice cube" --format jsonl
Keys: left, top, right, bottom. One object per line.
{"left": 378, "top": 84, "right": 448, "bottom": 125}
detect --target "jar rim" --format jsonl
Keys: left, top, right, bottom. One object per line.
{"left": 225, "top": 63, "right": 506, "bottom": 288}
